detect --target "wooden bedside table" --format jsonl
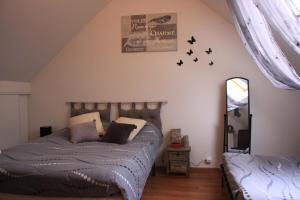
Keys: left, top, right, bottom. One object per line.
{"left": 166, "top": 146, "right": 191, "bottom": 176}
{"left": 40, "top": 126, "right": 52, "bottom": 137}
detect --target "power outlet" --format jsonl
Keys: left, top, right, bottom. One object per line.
{"left": 204, "top": 157, "right": 212, "bottom": 164}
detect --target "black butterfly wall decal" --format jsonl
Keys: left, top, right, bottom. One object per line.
{"left": 193, "top": 57, "right": 198, "bottom": 62}
{"left": 186, "top": 49, "right": 193, "bottom": 56}
{"left": 209, "top": 61, "right": 214, "bottom": 66}
{"left": 177, "top": 59, "right": 183, "bottom": 66}
{"left": 187, "top": 36, "right": 196, "bottom": 44}
{"left": 205, "top": 48, "right": 212, "bottom": 54}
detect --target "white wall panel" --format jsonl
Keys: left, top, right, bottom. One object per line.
{"left": 0, "top": 95, "right": 20, "bottom": 149}
{"left": 0, "top": 81, "right": 30, "bottom": 149}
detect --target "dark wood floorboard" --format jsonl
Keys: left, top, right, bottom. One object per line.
{"left": 142, "top": 168, "right": 229, "bottom": 200}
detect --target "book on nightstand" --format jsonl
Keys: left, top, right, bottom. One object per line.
{"left": 169, "top": 143, "right": 183, "bottom": 148}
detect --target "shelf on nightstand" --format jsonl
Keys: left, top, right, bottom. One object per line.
{"left": 166, "top": 146, "right": 191, "bottom": 176}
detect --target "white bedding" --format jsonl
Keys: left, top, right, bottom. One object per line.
{"left": 223, "top": 153, "right": 300, "bottom": 200}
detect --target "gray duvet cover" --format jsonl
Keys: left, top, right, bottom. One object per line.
{"left": 223, "top": 152, "right": 300, "bottom": 200}
{"left": 0, "top": 123, "right": 162, "bottom": 200}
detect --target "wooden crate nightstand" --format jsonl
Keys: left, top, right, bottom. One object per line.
{"left": 166, "top": 146, "right": 191, "bottom": 176}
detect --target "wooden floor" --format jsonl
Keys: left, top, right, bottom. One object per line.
{"left": 142, "top": 168, "right": 229, "bottom": 200}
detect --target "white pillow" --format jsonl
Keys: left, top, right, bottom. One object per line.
{"left": 69, "top": 112, "right": 105, "bottom": 135}
{"left": 116, "top": 117, "right": 146, "bottom": 141}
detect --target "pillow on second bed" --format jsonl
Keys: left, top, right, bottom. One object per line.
{"left": 115, "top": 117, "right": 146, "bottom": 141}
{"left": 101, "top": 121, "right": 137, "bottom": 144}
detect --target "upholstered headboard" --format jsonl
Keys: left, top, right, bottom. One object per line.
{"left": 118, "top": 102, "right": 163, "bottom": 130}
{"left": 69, "top": 102, "right": 111, "bottom": 125}
{"left": 68, "top": 101, "right": 165, "bottom": 130}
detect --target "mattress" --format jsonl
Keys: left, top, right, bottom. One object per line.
{"left": 223, "top": 152, "right": 300, "bottom": 200}
{"left": 0, "top": 122, "right": 162, "bottom": 200}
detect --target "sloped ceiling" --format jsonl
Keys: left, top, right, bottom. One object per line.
{"left": 0, "top": 0, "right": 111, "bottom": 81}
{"left": 1, "top": 0, "right": 298, "bottom": 82}
{"left": 201, "top": 0, "right": 231, "bottom": 22}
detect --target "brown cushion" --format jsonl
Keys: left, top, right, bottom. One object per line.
{"left": 70, "top": 121, "right": 99, "bottom": 144}
{"left": 101, "top": 122, "right": 137, "bottom": 144}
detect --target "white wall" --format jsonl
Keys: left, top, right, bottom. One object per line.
{"left": 0, "top": 81, "right": 30, "bottom": 149}
{"left": 29, "top": 0, "right": 300, "bottom": 167}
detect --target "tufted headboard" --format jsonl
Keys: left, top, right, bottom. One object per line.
{"left": 69, "top": 102, "right": 111, "bottom": 125}
{"left": 118, "top": 102, "right": 163, "bottom": 130}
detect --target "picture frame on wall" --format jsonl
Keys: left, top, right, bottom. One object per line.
{"left": 121, "top": 12, "right": 177, "bottom": 53}
{"left": 170, "top": 128, "right": 181, "bottom": 144}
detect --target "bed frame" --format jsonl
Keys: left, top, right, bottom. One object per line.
{"left": 0, "top": 101, "right": 166, "bottom": 200}
{"left": 69, "top": 101, "right": 164, "bottom": 177}
{"left": 220, "top": 164, "right": 234, "bottom": 200}
{"left": 0, "top": 194, "right": 122, "bottom": 200}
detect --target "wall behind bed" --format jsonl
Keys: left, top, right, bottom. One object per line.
{"left": 29, "top": 0, "right": 300, "bottom": 167}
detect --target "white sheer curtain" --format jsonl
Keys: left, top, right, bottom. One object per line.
{"left": 255, "top": 0, "right": 300, "bottom": 54}
{"left": 227, "top": 0, "right": 300, "bottom": 89}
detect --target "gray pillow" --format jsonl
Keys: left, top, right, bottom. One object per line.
{"left": 70, "top": 121, "right": 99, "bottom": 144}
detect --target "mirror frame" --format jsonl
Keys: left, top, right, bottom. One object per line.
{"left": 224, "top": 77, "right": 252, "bottom": 154}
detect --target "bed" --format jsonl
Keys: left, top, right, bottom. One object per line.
{"left": 221, "top": 152, "right": 300, "bottom": 200}
{"left": 0, "top": 102, "right": 164, "bottom": 200}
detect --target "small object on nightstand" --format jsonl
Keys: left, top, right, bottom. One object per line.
{"left": 170, "top": 128, "right": 181, "bottom": 144}
{"left": 166, "top": 146, "right": 191, "bottom": 176}
{"left": 40, "top": 126, "right": 52, "bottom": 137}
{"left": 170, "top": 143, "right": 183, "bottom": 148}
{"left": 181, "top": 135, "right": 189, "bottom": 147}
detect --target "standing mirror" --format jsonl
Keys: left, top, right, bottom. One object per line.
{"left": 224, "top": 77, "right": 252, "bottom": 154}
